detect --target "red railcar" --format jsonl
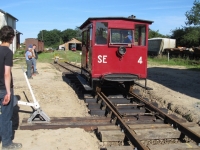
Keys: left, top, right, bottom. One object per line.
{"left": 79, "top": 16, "right": 153, "bottom": 91}
{"left": 25, "top": 38, "right": 44, "bottom": 52}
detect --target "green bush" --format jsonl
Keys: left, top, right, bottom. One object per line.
{"left": 13, "top": 50, "right": 25, "bottom": 58}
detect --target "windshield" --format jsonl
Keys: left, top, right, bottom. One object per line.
{"left": 110, "top": 29, "right": 133, "bottom": 44}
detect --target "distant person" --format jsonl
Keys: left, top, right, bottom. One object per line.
{"left": 32, "top": 44, "right": 38, "bottom": 74}
{"left": 25, "top": 45, "right": 33, "bottom": 79}
{"left": 127, "top": 32, "right": 133, "bottom": 42}
{"left": 122, "top": 32, "right": 132, "bottom": 43}
{"left": 0, "top": 25, "right": 22, "bottom": 149}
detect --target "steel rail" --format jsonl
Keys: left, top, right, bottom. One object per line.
{"left": 130, "top": 91, "right": 200, "bottom": 146}
{"left": 97, "top": 92, "right": 149, "bottom": 150}
{"left": 64, "top": 61, "right": 81, "bottom": 69}
{"left": 55, "top": 62, "right": 200, "bottom": 147}
{"left": 56, "top": 62, "right": 79, "bottom": 75}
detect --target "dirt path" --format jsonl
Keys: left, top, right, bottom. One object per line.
{"left": 9, "top": 62, "right": 99, "bottom": 150}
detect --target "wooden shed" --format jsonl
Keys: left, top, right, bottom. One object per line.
{"left": 64, "top": 38, "right": 82, "bottom": 51}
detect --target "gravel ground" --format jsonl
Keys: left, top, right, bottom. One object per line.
{"left": 8, "top": 62, "right": 99, "bottom": 150}
{"left": 1, "top": 61, "right": 199, "bottom": 150}
{"left": 138, "top": 63, "right": 200, "bottom": 124}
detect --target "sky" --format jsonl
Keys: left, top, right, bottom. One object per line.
{"left": 1, "top": 0, "right": 195, "bottom": 42}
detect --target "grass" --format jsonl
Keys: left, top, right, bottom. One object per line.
{"left": 148, "top": 55, "right": 200, "bottom": 71}
{"left": 13, "top": 50, "right": 25, "bottom": 59}
{"left": 14, "top": 50, "right": 82, "bottom": 64}
{"left": 38, "top": 50, "right": 81, "bottom": 63}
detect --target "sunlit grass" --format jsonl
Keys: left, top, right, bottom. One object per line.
{"left": 14, "top": 50, "right": 82, "bottom": 64}
{"left": 148, "top": 55, "right": 200, "bottom": 70}
{"left": 37, "top": 50, "right": 81, "bottom": 63}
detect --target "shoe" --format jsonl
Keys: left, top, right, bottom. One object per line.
{"left": 2, "top": 142, "right": 22, "bottom": 150}
{"left": 28, "top": 77, "right": 33, "bottom": 79}
{"left": 34, "top": 71, "right": 39, "bottom": 74}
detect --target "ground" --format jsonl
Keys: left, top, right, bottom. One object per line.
{"left": 1, "top": 62, "right": 199, "bottom": 150}
{"left": 144, "top": 64, "right": 200, "bottom": 123}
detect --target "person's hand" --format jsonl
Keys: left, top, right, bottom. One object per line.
{"left": 2, "top": 94, "right": 11, "bottom": 105}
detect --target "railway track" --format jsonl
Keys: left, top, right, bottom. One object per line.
{"left": 20, "top": 61, "right": 200, "bottom": 150}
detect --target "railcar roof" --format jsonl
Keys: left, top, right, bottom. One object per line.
{"left": 79, "top": 17, "right": 154, "bottom": 29}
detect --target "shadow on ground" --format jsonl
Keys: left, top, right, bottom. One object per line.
{"left": 147, "top": 67, "right": 200, "bottom": 100}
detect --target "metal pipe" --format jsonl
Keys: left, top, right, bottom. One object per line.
{"left": 21, "top": 66, "right": 40, "bottom": 109}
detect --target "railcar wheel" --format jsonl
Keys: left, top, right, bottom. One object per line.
{"left": 93, "top": 81, "right": 101, "bottom": 98}
{"left": 124, "top": 81, "right": 134, "bottom": 96}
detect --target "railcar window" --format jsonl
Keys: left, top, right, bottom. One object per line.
{"left": 82, "top": 30, "right": 92, "bottom": 47}
{"left": 95, "top": 22, "right": 108, "bottom": 45}
{"left": 82, "top": 31, "right": 88, "bottom": 47}
{"left": 110, "top": 29, "right": 133, "bottom": 44}
{"left": 134, "top": 25, "right": 146, "bottom": 46}
{"left": 82, "top": 24, "right": 92, "bottom": 47}
{"left": 82, "top": 31, "right": 87, "bottom": 46}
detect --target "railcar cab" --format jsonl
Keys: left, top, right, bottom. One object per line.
{"left": 79, "top": 16, "right": 153, "bottom": 90}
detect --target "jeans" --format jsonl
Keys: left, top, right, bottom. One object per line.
{"left": 26, "top": 60, "right": 32, "bottom": 78}
{"left": 32, "top": 58, "right": 37, "bottom": 73}
{"left": 0, "top": 89, "right": 13, "bottom": 147}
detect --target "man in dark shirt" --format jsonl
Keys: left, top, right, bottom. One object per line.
{"left": 0, "top": 25, "right": 22, "bottom": 149}
{"left": 32, "top": 44, "right": 39, "bottom": 74}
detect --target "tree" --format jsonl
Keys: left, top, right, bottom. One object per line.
{"left": 185, "top": 0, "right": 200, "bottom": 26}
{"left": 171, "top": 26, "right": 200, "bottom": 47}
{"left": 37, "top": 28, "right": 81, "bottom": 48}
{"left": 38, "top": 29, "right": 61, "bottom": 47}
{"left": 74, "top": 26, "right": 82, "bottom": 41}
{"left": 61, "top": 29, "right": 77, "bottom": 43}
{"left": 185, "top": 0, "right": 200, "bottom": 46}
{"left": 170, "top": 27, "right": 185, "bottom": 47}
{"left": 148, "top": 29, "right": 168, "bottom": 39}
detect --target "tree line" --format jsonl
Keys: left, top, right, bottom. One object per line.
{"left": 37, "top": 27, "right": 81, "bottom": 49}
{"left": 37, "top": 0, "right": 200, "bottom": 49}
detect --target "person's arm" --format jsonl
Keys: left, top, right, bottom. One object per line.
{"left": 3, "top": 66, "right": 11, "bottom": 105}
{"left": 32, "top": 49, "right": 35, "bottom": 58}
{"left": 28, "top": 51, "right": 32, "bottom": 59}
{"left": 34, "top": 50, "right": 38, "bottom": 59}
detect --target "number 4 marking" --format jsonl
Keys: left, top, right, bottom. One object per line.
{"left": 138, "top": 57, "right": 143, "bottom": 64}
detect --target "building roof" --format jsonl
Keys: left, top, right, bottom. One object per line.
{"left": 14, "top": 29, "right": 23, "bottom": 35}
{"left": 0, "top": 9, "right": 18, "bottom": 21}
{"left": 59, "top": 44, "right": 65, "bottom": 47}
{"left": 66, "top": 38, "right": 82, "bottom": 44}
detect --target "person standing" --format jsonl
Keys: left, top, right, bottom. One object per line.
{"left": 25, "top": 45, "right": 33, "bottom": 79}
{"left": 32, "top": 44, "right": 38, "bottom": 74}
{"left": 0, "top": 26, "right": 22, "bottom": 149}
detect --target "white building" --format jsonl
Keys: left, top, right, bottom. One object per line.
{"left": 0, "top": 9, "right": 21, "bottom": 53}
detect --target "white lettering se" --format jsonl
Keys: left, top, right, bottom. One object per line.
{"left": 98, "top": 55, "right": 107, "bottom": 63}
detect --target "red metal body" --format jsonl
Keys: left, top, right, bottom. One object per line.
{"left": 80, "top": 17, "right": 153, "bottom": 87}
